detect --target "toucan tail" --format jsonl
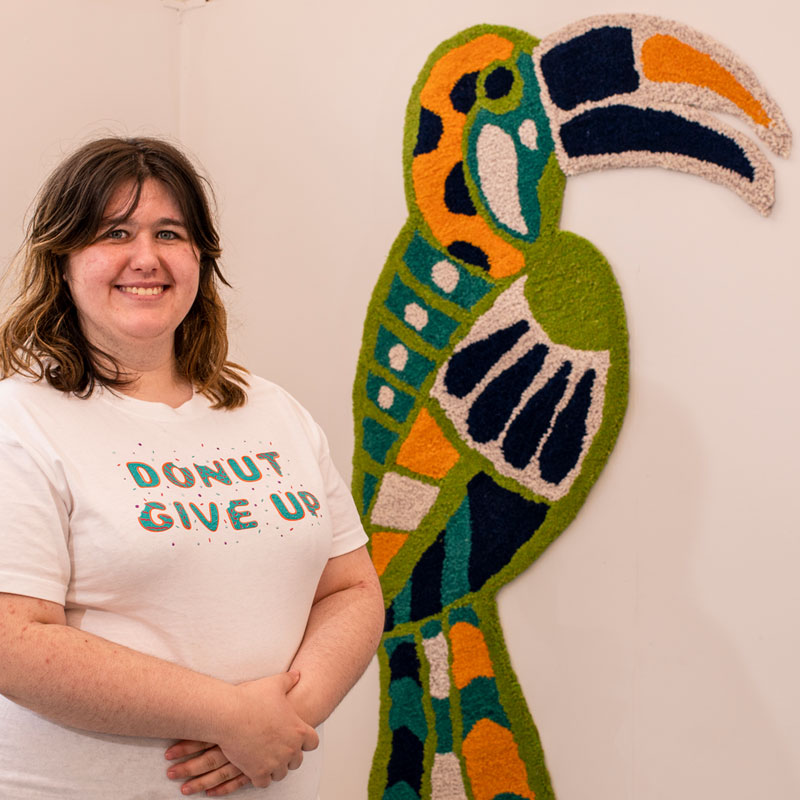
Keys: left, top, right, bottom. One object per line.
{"left": 371, "top": 600, "right": 554, "bottom": 799}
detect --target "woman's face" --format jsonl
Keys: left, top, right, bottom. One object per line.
{"left": 64, "top": 178, "right": 201, "bottom": 362}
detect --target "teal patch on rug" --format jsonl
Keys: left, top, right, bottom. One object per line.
{"left": 352, "top": 15, "right": 789, "bottom": 800}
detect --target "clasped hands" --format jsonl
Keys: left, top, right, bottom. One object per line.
{"left": 165, "top": 671, "right": 318, "bottom": 796}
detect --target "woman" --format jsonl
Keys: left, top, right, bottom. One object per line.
{"left": 0, "top": 137, "right": 384, "bottom": 798}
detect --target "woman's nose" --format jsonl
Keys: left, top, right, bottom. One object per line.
{"left": 129, "top": 235, "right": 160, "bottom": 271}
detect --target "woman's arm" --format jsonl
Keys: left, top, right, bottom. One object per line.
{"left": 166, "top": 545, "right": 384, "bottom": 795}
{"left": 286, "top": 544, "right": 384, "bottom": 726}
{"left": 0, "top": 592, "right": 318, "bottom": 786}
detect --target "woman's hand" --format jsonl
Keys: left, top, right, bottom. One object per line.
{"left": 166, "top": 740, "right": 252, "bottom": 796}
{"left": 166, "top": 671, "right": 318, "bottom": 793}
{"left": 219, "top": 672, "right": 319, "bottom": 787}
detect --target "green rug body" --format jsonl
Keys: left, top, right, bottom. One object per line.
{"left": 351, "top": 16, "right": 789, "bottom": 800}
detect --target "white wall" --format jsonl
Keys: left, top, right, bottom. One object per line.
{"left": 2, "top": 1, "right": 798, "bottom": 798}
{"left": 179, "top": 2, "right": 799, "bottom": 798}
{"left": 0, "top": 0, "right": 179, "bottom": 262}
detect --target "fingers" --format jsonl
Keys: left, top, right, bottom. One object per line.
{"left": 270, "top": 764, "right": 289, "bottom": 782}
{"left": 180, "top": 765, "right": 250, "bottom": 796}
{"left": 288, "top": 751, "right": 304, "bottom": 771}
{"left": 166, "top": 745, "right": 250, "bottom": 796}
{"left": 167, "top": 745, "right": 229, "bottom": 781}
{"left": 302, "top": 726, "right": 320, "bottom": 752}
{"left": 165, "top": 741, "right": 215, "bottom": 761}
{"left": 249, "top": 766, "right": 291, "bottom": 789}
{"left": 249, "top": 753, "right": 302, "bottom": 787}
{"left": 205, "top": 774, "right": 252, "bottom": 797}
{"left": 167, "top": 740, "right": 304, "bottom": 794}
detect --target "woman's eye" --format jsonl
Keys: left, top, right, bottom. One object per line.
{"left": 157, "top": 230, "right": 179, "bottom": 240}
{"left": 106, "top": 228, "right": 127, "bottom": 240}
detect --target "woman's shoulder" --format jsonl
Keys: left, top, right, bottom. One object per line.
{"left": 0, "top": 377, "right": 60, "bottom": 445}
{"left": 0, "top": 374, "right": 58, "bottom": 406}
{"left": 244, "top": 374, "right": 306, "bottom": 410}
{"left": 243, "top": 374, "right": 323, "bottom": 436}
{"left": 0, "top": 375, "right": 90, "bottom": 429}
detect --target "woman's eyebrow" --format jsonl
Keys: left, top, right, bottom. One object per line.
{"left": 156, "top": 217, "right": 187, "bottom": 227}
{"left": 100, "top": 214, "right": 130, "bottom": 226}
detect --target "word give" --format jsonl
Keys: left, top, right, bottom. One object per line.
{"left": 138, "top": 491, "right": 321, "bottom": 532}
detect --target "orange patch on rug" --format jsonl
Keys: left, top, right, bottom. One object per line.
{"left": 371, "top": 531, "right": 409, "bottom": 576}
{"left": 642, "top": 34, "right": 771, "bottom": 126}
{"left": 462, "top": 718, "right": 534, "bottom": 800}
{"left": 449, "top": 621, "right": 494, "bottom": 689}
{"left": 395, "top": 408, "right": 460, "bottom": 479}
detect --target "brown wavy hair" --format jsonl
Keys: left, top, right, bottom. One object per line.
{"left": 0, "top": 136, "right": 248, "bottom": 408}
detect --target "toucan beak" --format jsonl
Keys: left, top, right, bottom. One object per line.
{"left": 533, "top": 14, "right": 791, "bottom": 214}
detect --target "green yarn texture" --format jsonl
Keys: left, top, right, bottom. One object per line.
{"left": 352, "top": 23, "right": 628, "bottom": 800}
{"left": 350, "top": 14, "right": 787, "bottom": 800}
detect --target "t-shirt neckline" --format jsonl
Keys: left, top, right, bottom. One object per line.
{"left": 96, "top": 386, "right": 212, "bottom": 421}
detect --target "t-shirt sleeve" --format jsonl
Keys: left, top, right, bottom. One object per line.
{"left": 318, "top": 435, "right": 369, "bottom": 558}
{"left": 0, "top": 432, "right": 71, "bottom": 604}
{"left": 281, "top": 391, "right": 368, "bottom": 559}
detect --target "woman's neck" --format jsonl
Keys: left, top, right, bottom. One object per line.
{"left": 99, "top": 347, "right": 193, "bottom": 408}
{"left": 121, "top": 368, "right": 194, "bottom": 408}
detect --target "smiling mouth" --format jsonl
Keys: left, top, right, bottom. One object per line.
{"left": 117, "top": 286, "right": 167, "bottom": 296}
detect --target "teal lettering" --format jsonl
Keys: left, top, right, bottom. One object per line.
{"left": 173, "top": 501, "right": 192, "bottom": 529}
{"left": 188, "top": 502, "right": 220, "bottom": 531}
{"left": 138, "top": 502, "right": 173, "bottom": 532}
{"left": 163, "top": 462, "right": 195, "bottom": 488}
{"left": 194, "top": 461, "right": 232, "bottom": 487}
{"left": 270, "top": 492, "right": 305, "bottom": 521}
{"left": 298, "top": 491, "right": 321, "bottom": 517}
{"left": 127, "top": 462, "right": 160, "bottom": 488}
{"left": 227, "top": 499, "right": 258, "bottom": 530}
{"left": 256, "top": 452, "right": 283, "bottom": 476}
{"left": 227, "top": 456, "right": 262, "bottom": 482}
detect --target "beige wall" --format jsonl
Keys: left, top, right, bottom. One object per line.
{"left": 0, "top": 0, "right": 179, "bottom": 260}
{"left": 2, "top": 1, "right": 798, "bottom": 798}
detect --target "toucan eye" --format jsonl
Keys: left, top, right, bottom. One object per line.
{"left": 450, "top": 71, "right": 479, "bottom": 114}
{"left": 484, "top": 66, "right": 515, "bottom": 99}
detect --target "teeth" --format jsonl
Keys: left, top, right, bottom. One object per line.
{"left": 119, "top": 286, "right": 164, "bottom": 296}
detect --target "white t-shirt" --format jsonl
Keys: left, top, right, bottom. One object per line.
{"left": 0, "top": 374, "right": 367, "bottom": 799}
